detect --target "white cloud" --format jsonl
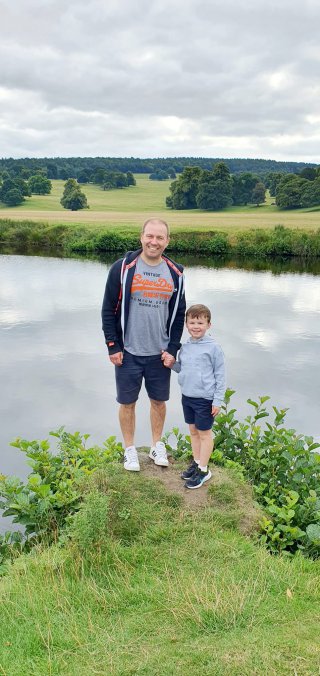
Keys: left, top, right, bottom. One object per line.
{"left": 0, "top": 0, "right": 320, "bottom": 159}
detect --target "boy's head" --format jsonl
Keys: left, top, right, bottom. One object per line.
{"left": 185, "top": 304, "right": 211, "bottom": 339}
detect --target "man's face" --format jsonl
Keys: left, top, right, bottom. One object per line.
{"left": 140, "top": 221, "right": 169, "bottom": 262}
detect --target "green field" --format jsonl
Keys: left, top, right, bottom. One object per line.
{"left": 0, "top": 176, "right": 319, "bottom": 233}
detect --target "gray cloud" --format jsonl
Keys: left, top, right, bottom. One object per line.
{"left": 0, "top": 0, "right": 320, "bottom": 159}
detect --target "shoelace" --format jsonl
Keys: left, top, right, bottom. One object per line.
{"left": 155, "top": 443, "right": 167, "bottom": 458}
{"left": 125, "top": 447, "right": 138, "bottom": 461}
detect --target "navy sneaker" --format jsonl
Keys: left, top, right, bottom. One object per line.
{"left": 185, "top": 468, "right": 212, "bottom": 489}
{"left": 181, "top": 459, "right": 198, "bottom": 480}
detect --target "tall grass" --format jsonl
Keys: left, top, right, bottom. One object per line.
{"left": 1, "top": 466, "right": 320, "bottom": 675}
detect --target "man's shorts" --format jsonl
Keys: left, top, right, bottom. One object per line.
{"left": 115, "top": 350, "right": 171, "bottom": 404}
{"left": 182, "top": 394, "right": 214, "bottom": 431}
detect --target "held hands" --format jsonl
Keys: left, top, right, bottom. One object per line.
{"left": 161, "top": 350, "right": 176, "bottom": 368}
{"left": 212, "top": 405, "right": 220, "bottom": 417}
{"left": 109, "top": 351, "right": 123, "bottom": 366}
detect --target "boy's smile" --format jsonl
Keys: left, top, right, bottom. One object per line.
{"left": 186, "top": 316, "right": 211, "bottom": 340}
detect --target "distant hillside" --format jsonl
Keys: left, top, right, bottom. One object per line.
{"left": 0, "top": 155, "right": 318, "bottom": 180}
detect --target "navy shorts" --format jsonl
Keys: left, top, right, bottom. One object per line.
{"left": 182, "top": 394, "right": 214, "bottom": 431}
{"left": 115, "top": 350, "right": 171, "bottom": 404}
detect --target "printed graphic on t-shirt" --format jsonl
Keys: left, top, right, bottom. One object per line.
{"left": 130, "top": 271, "right": 173, "bottom": 307}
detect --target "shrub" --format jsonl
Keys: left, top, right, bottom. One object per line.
{"left": 164, "top": 390, "right": 320, "bottom": 557}
{"left": 0, "top": 428, "right": 123, "bottom": 559}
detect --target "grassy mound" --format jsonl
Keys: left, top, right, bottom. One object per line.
{"left": 1, "top": 464, "right": 320, "bottom": 675}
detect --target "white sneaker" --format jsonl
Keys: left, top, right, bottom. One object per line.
{"left": 149, "top": 441, "right": 169, "bottom": 467}
{"left": 123, "top": 446, "right": 140, "bottom": 472}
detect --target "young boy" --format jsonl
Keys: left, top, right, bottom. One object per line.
{"left": 166, "top": 304, "right": 225, "bottom": 489}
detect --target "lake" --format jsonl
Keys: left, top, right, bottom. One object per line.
{"left": 1, "top": 252, "right": 319, "bottom": 484}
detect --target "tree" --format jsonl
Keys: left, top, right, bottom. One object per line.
{"left": 232, "top": 172, "right": 259, "bottom": 205}
{"left": 77, "top": 170, "right": 91, "bottom": 184}
{"left": 300, "top": 167, "right": 317, "bottom": 181}
{"left": 1, "top": 188, "right": 24, "bottom": 206}
{"left": 251, "top": 181, "right": 266, "bottom": 206}
{"left": 276, "top": 175, "right": 308, "bottom": 209}
{"left": 60, "top": 180, "right": 88, "bottom": 211}
{"left": 149, "top": 170, "right": 169, "bottom": 180}
{"left": 166, "top": 166, "right": 203, "bottom": 209}
{"left": 28, "top": 175, "right": 52, "bottom": 195}
{"left": 126, "top": 171, "right": 136, "bottom": 186}
{"left": 300, "top": 178, "right": 320, "bottom": 208}
{"left": 196, "top": 162, "right": 233, "bottom": 210}
{"left": 0, "top": 177, "right": 29, "bottom": 206}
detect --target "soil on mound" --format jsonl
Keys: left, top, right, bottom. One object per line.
{"left": 137, "top": 450, "right": 263, "bottom": 535}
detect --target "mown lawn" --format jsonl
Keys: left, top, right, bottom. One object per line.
{"left": 0, "top": 176, "right": 319, "bottom": 233}
{"left": 1, "top": 465, "right": 320, "bottom": 676}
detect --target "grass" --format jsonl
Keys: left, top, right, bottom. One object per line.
{"left": 1, "top": 463, "right": 320, "bottom": 675}
{"left": 0, "top": 176, "right": 319, "bottom": 233}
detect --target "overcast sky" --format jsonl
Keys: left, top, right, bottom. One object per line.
{"left": 1, "top": 0, "right": 320, "bottom": 161}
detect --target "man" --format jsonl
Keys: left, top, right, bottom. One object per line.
{"left": 102, "top": 218, "right": 186, "bottom": 471}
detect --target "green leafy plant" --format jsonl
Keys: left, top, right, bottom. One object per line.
{"left": 164, "top": 389, "right": 320, "bottom": 556}
{"left": 0, "top": 428, "right": 123, "bottom": 565}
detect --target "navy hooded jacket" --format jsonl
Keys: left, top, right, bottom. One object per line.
{"left": 102, "top": 249, "right": 186, "bottom": 357}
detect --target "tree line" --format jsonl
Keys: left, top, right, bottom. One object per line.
{"left": 0, "top": 156, "right": 317, "bottom": 181}
{"left": 166, "top": 162, "right": 320, "bottom": 211}
{"left": 0, "top": 169, "right": 135, "bottom": 208}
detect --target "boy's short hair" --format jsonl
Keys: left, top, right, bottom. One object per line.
{"left": 186, "top": 304, "right": 211, "bottom": 322}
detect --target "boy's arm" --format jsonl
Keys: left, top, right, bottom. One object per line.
{"left": 212, "top": 345, "right": 226, "bottom": 407}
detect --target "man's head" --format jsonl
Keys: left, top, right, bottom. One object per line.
{"left": 185, "top": 304, "right": 211, "bottom": 340}
{"left": 140, "top": 218, "right": 170, "bottom": 265}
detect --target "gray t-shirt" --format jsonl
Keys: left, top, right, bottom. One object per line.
{"left": 124, "top": 256, "right": 174, "bottom": 356}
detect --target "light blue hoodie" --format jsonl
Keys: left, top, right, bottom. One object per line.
{"left": 172, "top": 334, "right": 225, "bottom": 406}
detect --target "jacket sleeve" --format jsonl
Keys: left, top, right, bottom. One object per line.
{"left": 101, "top": 259, "right": 123, "bottom": 355}
{"left": 212, "top": 345, "right": 226, "bottom": 406}
{"left": 167, "top": 273, "right": 186, "bottom": 358}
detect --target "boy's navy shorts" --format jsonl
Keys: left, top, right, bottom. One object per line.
{"left": 182, "top": 394, "right": 214, "bottom": 431}
{"left": 115, "top": 350, "right": 171, "bottom": 404}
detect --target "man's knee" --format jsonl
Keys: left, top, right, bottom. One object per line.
{"left": 150, "top": 398, "right": 166, "bottom": 409}
{"left": 119, "top": 402, "right": 136, "bottom": 412}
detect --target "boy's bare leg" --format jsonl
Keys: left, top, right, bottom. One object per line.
{"left": 119, "top": 402, "right": 136, "bottom": 448}
{"left": 189, "top": 424, "right": 200, "bottom": 463}
{"left": 150, "top": 399, "right": 166, "bottom": 445}
{"left": 198, "top": 428, "right": 214, "bottom": 467}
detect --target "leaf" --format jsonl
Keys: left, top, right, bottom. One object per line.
{"left": 286, "top": 588, "right": 293, "bottom": 599}
{"left": 247, "top": 399, "right": 259, "bottom": 409}
{"left": 306, "top": 524, "right": 320, "bottom": 543}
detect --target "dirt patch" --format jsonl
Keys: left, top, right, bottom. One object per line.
{"left": 137, "top": 450, "right": 263, "bottom": 535}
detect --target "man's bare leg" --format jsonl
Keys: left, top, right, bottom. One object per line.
{"left": 150, "top": 399, "right": 166, "bottom": 445}
{"left": 119, "top": 402, "right": 136, "bottom": 448}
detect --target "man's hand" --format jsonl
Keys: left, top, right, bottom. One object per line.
{"left": 161, "top": 351, "right": 175, "bottom": 368}
{"left": 212, "top": 405, "right": 220, "bottom": 417}
{"left": 109, "top": 351, "right": 123, "bottom": 366}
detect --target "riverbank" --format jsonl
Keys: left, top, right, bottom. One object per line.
{"left": 1, "top": 218, "right": 320, "bottom": 257}
{"left": 1, "top": 459, "right": 320, "bottom": 675}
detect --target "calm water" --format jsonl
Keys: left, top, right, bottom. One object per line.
{"left": 1, "top": 253, "right": 319, "bottom": 484}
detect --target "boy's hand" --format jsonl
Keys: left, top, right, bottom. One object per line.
{"left": 212, "top": 405, "right": 220, "bottom": 417}
{"left": 161, "top": 350, "right": 175, "bottom": 368}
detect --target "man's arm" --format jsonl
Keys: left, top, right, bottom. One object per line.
{"left": 166, "top": 273, "right": 186, "bottom": 358}
{"left": 101, "top": 259, "right": 123, "bottom": 356}
{"left": 212, "top": 345, "right": 226, "bottom": 407}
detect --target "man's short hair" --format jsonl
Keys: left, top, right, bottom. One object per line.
{"left": 186, "top": 304, "right": 211, "bottom": 323}
{"left": 141, "top": 218, "right": 170, "bottom": 236}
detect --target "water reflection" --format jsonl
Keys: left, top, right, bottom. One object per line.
{"left": 0, "top": 253, "right": 319, "bottom": 487}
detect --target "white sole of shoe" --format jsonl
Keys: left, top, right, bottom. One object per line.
{"left": 124, "top": 465, "right": 140, "bottom": 472}
{"left": 185, "top": 470, "right": 212, "bottom": 489}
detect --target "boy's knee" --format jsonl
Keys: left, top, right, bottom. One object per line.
{"left": 198, "top": 428, "right": 213, "bottom": 439}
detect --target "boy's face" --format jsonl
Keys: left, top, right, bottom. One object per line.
{"left": 186, "top": 314, "right": 211, "bottom": 339}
